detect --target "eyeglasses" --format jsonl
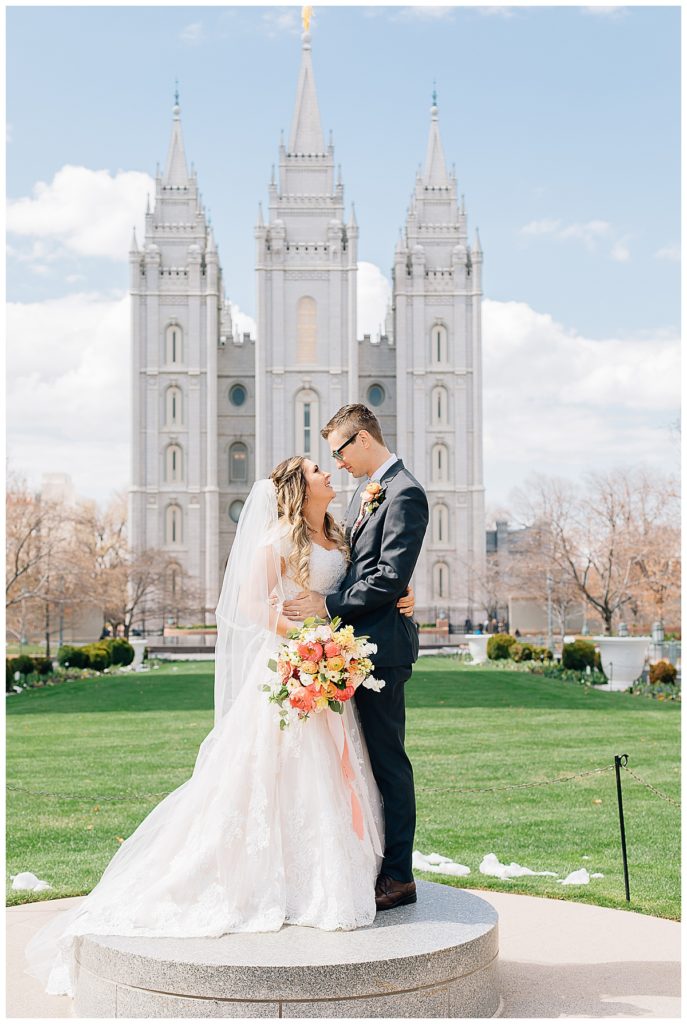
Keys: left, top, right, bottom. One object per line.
{"left": 331, "top": 431, "right": 360, "bottom": 462}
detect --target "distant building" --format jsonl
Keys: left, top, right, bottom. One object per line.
{"left": 128, "top": 28, "right": 485, "bottom": 628}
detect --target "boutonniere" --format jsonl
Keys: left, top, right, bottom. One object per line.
{"left": 362, "top": 481, "right": 387, "bottom": 517}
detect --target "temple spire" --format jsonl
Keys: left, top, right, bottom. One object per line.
{"left": 163, "top": 86, "right": 190, "bottom": 186}
{"left": 423, "top": 88, "right": 449, "bottom": 187}
{"left": 288, "top": 14, "right": 324, "bottom": 153}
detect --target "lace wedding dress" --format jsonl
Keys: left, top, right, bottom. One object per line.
{"left": 25, "top": 541, "right": 384, "bottom": 997}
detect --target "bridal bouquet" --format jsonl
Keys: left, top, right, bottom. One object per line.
{"left": 264, "top": 616, "right": 385, "bottom": 728}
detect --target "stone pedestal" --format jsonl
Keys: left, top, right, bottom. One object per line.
{"left": 73, "top": 881, "right": 500, "bottom": 1018}
{"left": 595, "top": 636, "right": 650, "bottom": 691}
{"left": 465, "top": 634, "right": 489, "bottom": 665}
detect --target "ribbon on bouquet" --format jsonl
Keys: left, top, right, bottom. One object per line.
{"left": 326, "top": 712, "right": 365, "bottom": 841}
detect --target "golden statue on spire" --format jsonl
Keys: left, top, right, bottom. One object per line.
{"left": 302, "top": 5, "right": 313, "bottom": 32}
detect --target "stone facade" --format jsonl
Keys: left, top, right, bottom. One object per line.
{"left": 129, "top": 37, "right": 484, "bottom": 627}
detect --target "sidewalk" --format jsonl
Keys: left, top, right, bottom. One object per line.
{"left": 6, "top": 889, "right": 680, "bottom": 1018}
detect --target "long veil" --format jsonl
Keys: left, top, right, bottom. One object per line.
{"left": 24, "top": 479, "right": 288, "bottom": 995}
{"left": 213, "top": 477, "right": 285, "bottom": 723}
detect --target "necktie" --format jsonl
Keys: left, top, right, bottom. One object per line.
{"left": 354, "top": 489, "right": 369, "bottom": 530}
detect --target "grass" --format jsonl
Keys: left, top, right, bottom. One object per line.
{"left": 6, "top": 658, "right": 680, "bottom": 919}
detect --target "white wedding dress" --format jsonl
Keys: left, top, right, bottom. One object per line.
{"left": 25, "top": 540, "right": 384, "bottom": 998}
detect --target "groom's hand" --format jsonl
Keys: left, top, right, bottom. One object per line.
{"left": 282, "top": 590, "right": 328, "bottom": 620}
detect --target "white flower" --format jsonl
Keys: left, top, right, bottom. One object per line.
{"left": 361, "top": 675, "right": 385, "bottom": 692}
{"left": 315, "top": 625, "right": 332, "bottom": 642}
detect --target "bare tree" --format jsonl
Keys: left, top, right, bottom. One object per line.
{"left": 513, "top": 468, "right": 680, "bottom": 635}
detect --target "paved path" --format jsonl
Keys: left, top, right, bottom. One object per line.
{"left": 6, "top": 889, "right": 680, "bottom": 1018}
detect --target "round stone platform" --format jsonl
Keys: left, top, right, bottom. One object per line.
{"left": 73, "top": 881, "right": 499, "bottom": 1017}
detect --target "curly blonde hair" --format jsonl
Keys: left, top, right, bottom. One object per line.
{"left": 270, "top": 456, "right": 349, "bottom": 589}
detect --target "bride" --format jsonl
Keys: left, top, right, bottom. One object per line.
{"left": 25, "top": 455, "right": 415, "bottom": 997}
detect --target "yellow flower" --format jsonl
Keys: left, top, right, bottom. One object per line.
{"left": 300, "top": 660, "right": 318, "bottom": 675}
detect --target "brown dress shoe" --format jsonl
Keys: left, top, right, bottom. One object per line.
{"left": 375, "top": 874, "right": 417, "bottom": 911}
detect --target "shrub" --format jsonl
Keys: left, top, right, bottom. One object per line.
{"left": 487, "top": 634, "right": 517, "bottom": 660}
{"left": 650, "top": 660, "right": 678, "bottom": 686}
{"left": 531, "top": 645, "right": 553, "bottom": 662}
{"left": 6, "top": 658, "right": 17, "bottom": 693}
{"left": 562, "top": 639, "right": 597, "bottom": 672}
{"left": 82, "top": 642, "right": 112, "bottom": 672}
{"left": 109, "top": 638, "right": 135, "bottom": 666}
{"left": 12, "top": 655, "right": 35, "bottom": 679}
{"left": 511, "top": 642, "right": 533, "bottom": 663}
{"left": 58, "top": 645, "right": 89, "bottom": 669}
{"left": 33, "top": 657, "right": 54, "bottom": 676}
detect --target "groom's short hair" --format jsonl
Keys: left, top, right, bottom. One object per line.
{"left": 321, "top": 404, "right": 385, "bottom": 445}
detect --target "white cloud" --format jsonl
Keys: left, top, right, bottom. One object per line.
{"left": 260, "top": 9, "right": 300, "bottom": 37}
{"left": 7, "top": 279, "right": 679, "bottom": 509}
{"left": 582, "top": 6, "right": 628, "bottom": 19}
{"left": 7, "top": 292, "right": 131, "bottom": 502}
{"left": 610, "top": 237, "right": 631, "bottom": 262}
{"left": 228, "top": 303, "right": 256, "bottom": 339}
{"left": 482, "top": 298, "right": 680, "bottom": 502}
{"left": 520, "top": 218, "right": 562, "bottom": 236}
{"left": 7, "top": 165, "right": 154, "bottom": 261}
{"left": 396, "top": 6, "right": 456, "bottom": 21}
{"left": 357, "top": 262, "right": 391, "bottom": 339}
{"left": 520, "top": 217, "right": 622, "bottom": 254}
{"left": 179, "top": 21, "right": 204, "bottom": 44}
{"left": 475, "top": 6, "right": 517, "bottom": 18}
{"left": 654, "top": 245, "right": 680, "bottom": 263}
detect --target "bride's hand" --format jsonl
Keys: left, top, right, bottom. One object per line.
{"left": 397, "top": 584, "right": 415, "bottom": 618}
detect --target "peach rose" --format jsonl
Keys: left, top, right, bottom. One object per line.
{"left": 289, "top": 686, "right": 315, "bottom": 712}
{"left": 337, "top": 685, "right": 355, "bottom": 702}
{"left": 326, "top": 655, "right": 345, "bottom": 672}
{"left": 324, "top": 641, "right": 341, "bottom": 659}
{"left": 297, "top": 641, "right": 324, "bottom": 662}
{"left": 299, "top": 660, "right": 318, "bottom": 675}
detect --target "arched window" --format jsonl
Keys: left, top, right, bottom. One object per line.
{"left": 433, "top": 504, "right": 449, "bottom": 544}
{"left": 432, "top": 385, "right": 448, "bottom": 426}
{"left": 432, "top": 443, "right": 449, "bottom": 483}
{"left": 431, "top": 323, "right": 448, "bottom": 365}
{"left": 166, "top": 444, "right": 183, "bottom": 483}
{"left": 296, "top": 296, "right": 317, "bottom": 363}
{"left": 295, "top": 388, "right": 320, "bottom": 458}
{"left": 165, "top": 323, "right": 183, "bottom": 365}
{"left": 166, "top": 562, "right": 182, "bottom": 600}
{"left": 166, "top": 386, "right": 182, "bottom": 427}
{"left": 166, "top": 504, "right": 183, "bottom": 545}
{"left": 229, "top": 442, "right": 248, "bottom": 482}
{"left": 433, "top": 561, "right": 449, "bottom": 600}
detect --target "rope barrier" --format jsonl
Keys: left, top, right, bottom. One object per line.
{"left": 415, "top": 764, "right": 615, "bottom": 795}
{"left": 621, "top": 764, "right": 681, "bottom": 808}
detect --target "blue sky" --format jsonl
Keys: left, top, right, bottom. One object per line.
{"left": 6, "top": 4, "right": 681, "bottom": 507}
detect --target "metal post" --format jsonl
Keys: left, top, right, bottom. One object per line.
{"left": 614, "top": 754, "right": 630, "bottom": 901}
{"left": 546, "top": 572, "right": 553, "bottom": 654}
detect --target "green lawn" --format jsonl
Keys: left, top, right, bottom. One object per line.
{"left": 6, "top": 659, "right": 680, "bottom": 919}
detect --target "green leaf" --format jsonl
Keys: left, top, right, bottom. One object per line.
{"left": 267, "top": 659, "right": 278, "bottom": 672}
{"left": 279, "top": 718, "right": 287, "bottom": 730}
{"left": 303, "top": 617, "right": 317, "bottom": 627}
{"left": 330, "top": 616, "right": 342, "bottom": 630}
{"left": 261, "top": 684, "right": 272, "bottom": 692}
{"left": 329, "top": 701, "right": 343, "bottom": 714}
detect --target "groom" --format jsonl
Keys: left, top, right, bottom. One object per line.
{"left": 283, "top": 404, "right": 429, "bottom": 911}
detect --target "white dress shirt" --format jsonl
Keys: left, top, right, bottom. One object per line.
{"left": 368, "top": 453, "right": 398, "bottom": 484}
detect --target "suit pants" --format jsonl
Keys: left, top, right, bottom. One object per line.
{"left": 354, "top": 665, "right": 415, "bottom": 882}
